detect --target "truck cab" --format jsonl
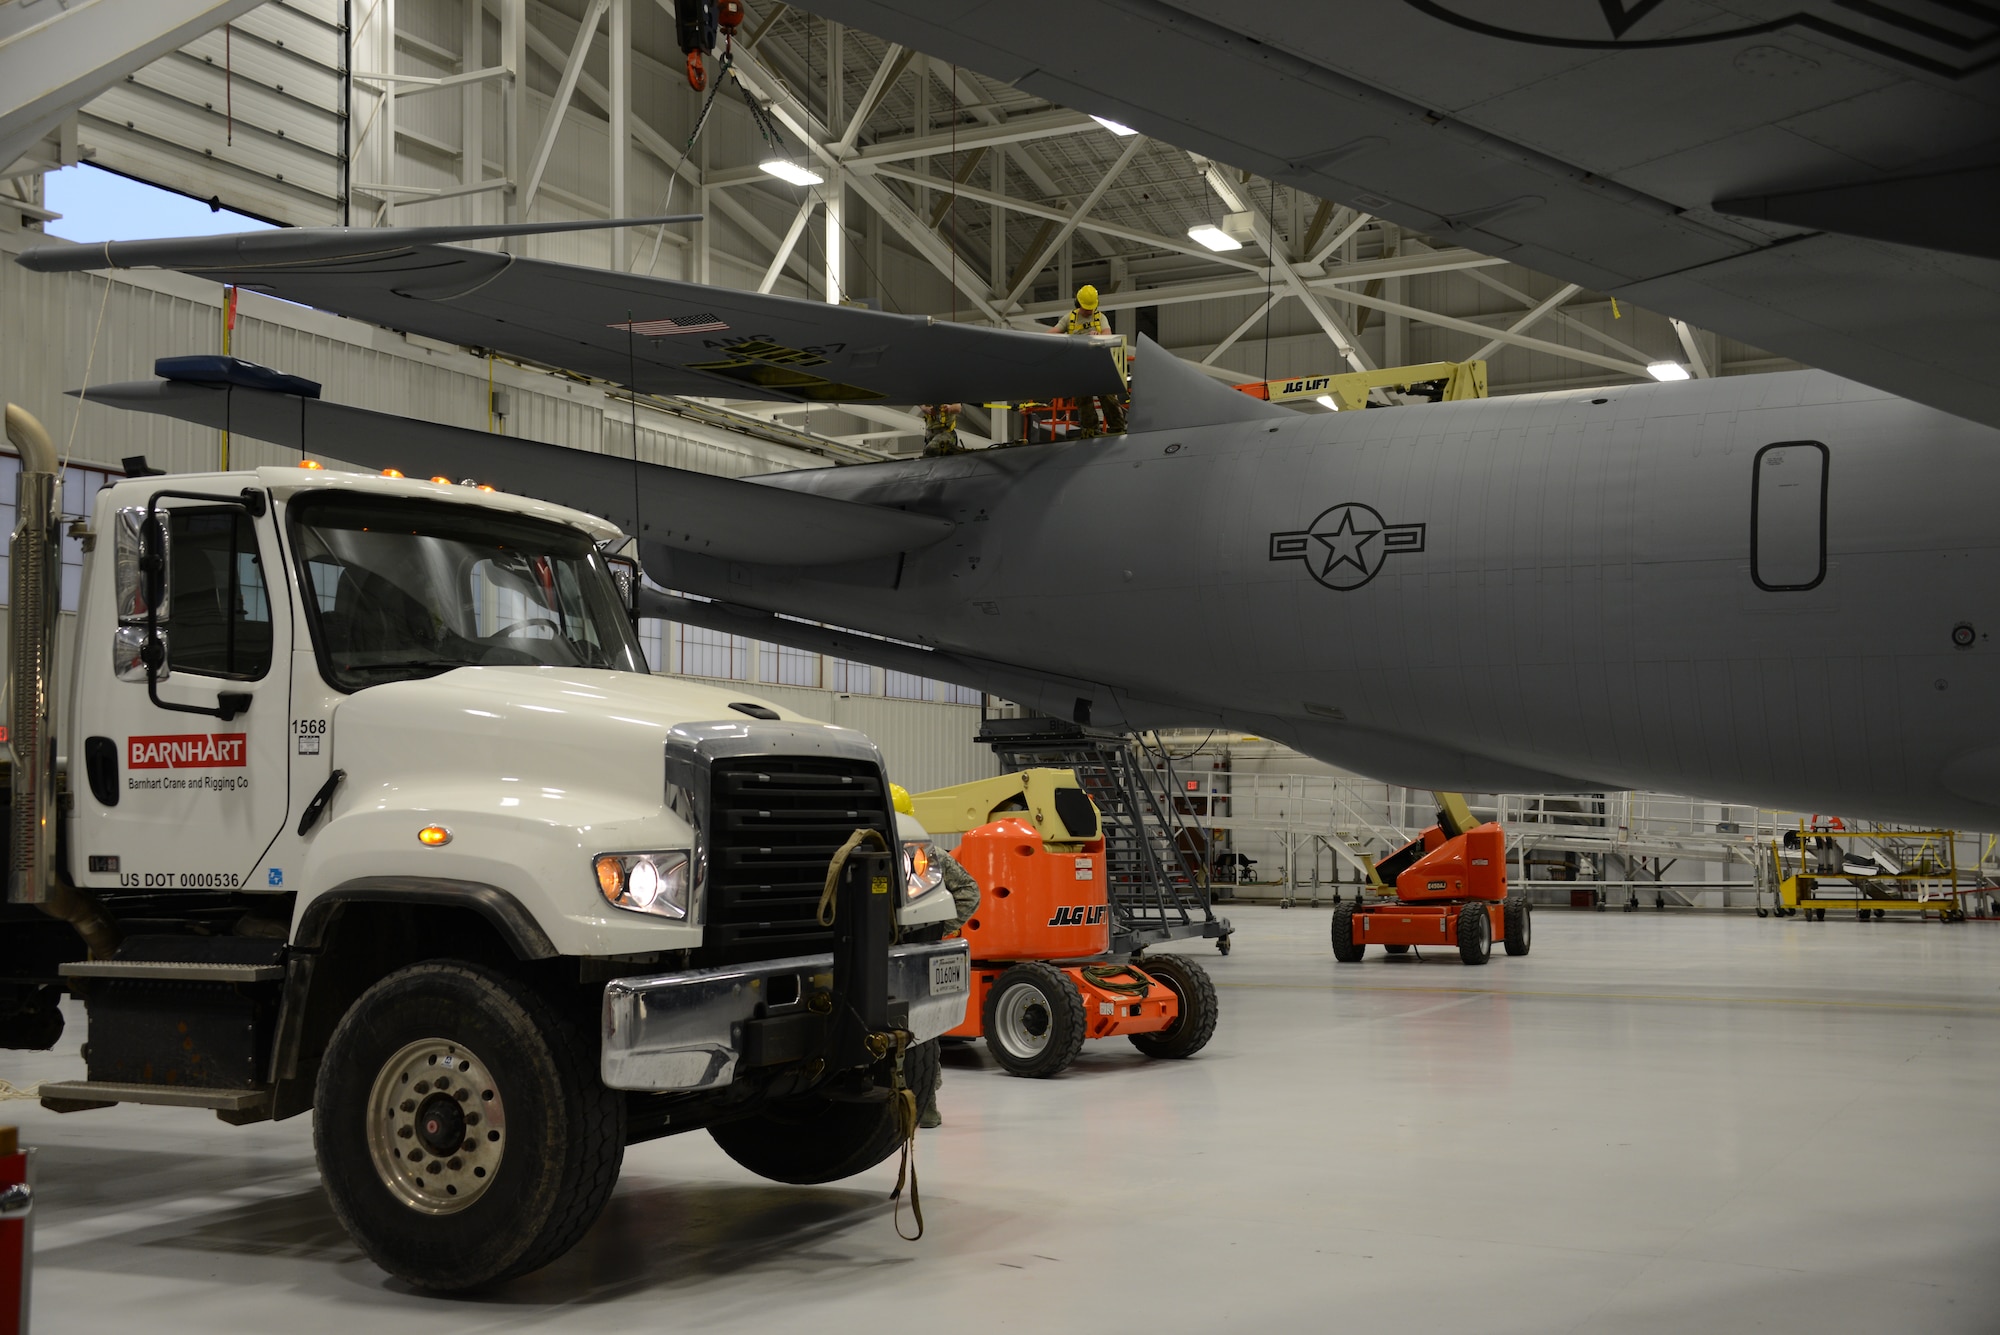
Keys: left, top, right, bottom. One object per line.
{"left": 0, "top": 425, "right": 968, "bottom": 1292}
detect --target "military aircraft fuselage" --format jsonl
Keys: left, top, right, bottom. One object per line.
{"left": 666, "top": 369, "right": 2000, "bottom": 828}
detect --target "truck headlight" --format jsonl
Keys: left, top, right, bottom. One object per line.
{"left": 903, "top": 839, "right": 945, "bottom": 902}
{"left": 594, "top": 851, "right": 691, "bottom": 919}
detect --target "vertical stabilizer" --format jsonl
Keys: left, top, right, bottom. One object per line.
{"left": 1127, "top": 334, "right": 1294, "bottom": 434}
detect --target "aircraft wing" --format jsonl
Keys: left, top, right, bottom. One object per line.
{"left": 17, "top": 218, "right": 1124, "bottom": 406}
{"left": 792, "top": 0, "right": 2000, "bottom": 429}
{"left": 81, "top": 376, "right": 954, "bottom": 565}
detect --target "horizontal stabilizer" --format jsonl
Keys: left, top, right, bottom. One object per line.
{"left": 81, "top": 379, "right": 954, "bottom": 566}
{"left": 1128, "top": 333, "right": 1292, "bottom": 433}
{"left": 20, "top": 222, "right": 1125, "bottom": 406}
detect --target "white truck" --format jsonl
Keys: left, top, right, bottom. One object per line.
{"left": 0, "top": 403, "right": 970, "bottom": 1290}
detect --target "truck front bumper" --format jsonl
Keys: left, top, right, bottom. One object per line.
{"left": 600, "top": 938, "right": 971, "bottom": 1092}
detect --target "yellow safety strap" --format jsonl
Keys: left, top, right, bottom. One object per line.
{"left": 818, "top": 827, "right": 891, "bottom": 926}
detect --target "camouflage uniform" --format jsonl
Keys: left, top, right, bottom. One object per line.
{"left": 920, "top": 845, "right": 981, "bottom": 1129}
{"left": 920, "top": 402, "right": 966, "bottom": 457}
{"left": 1059, "top": 306, "right": 1127, "bottom": 438}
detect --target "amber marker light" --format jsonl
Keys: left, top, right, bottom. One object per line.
{"left": 595, "top": 855, "right": 624, "bottom": 902}
{"left": 418, "top": 825, "right": 452, "bottom": 846}
{"left": 430, "top": 475, "right": 451, "bottom": 485}
{"left": 299, "top": 459, "right": 324, "bottom": 470}
{"left": 476, "top": 484, "right": 497, "bottom": 493}
{"left": 380, "top": 468, "right": 405, "bottom": 479}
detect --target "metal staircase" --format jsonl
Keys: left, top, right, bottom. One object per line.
{"left": 977, "top": 717, "right": 1232, "bottom": 955}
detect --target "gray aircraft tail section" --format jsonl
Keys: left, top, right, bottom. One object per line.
{"left": 1127, "top": 333, "right": 1293, "bottom": 433}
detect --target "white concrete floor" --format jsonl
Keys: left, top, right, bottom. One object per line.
{"left": 7, "top": 907, "right": 2000, "bottom": 1334}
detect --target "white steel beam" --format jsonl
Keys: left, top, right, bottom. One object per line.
{"left": 1468, "top": 282, "right": 1583, "bottom": 363}
{"left": 609, "top": 0, "right": 629, "bottom": 269}
{"left": 520, "top": 0, "right": 608, "bottom": 216}
{"left": 1200, "top": 160, "right": 1372, "bottom": 373}
{"left": 1671, "top": 318, "right": 1713, "bottom": 377}
{"left": 1201, "top": 294, "right": 1284, "bottom": 366}
{"left": 1001, "top": 135, "right": 1144, "bottom": 310}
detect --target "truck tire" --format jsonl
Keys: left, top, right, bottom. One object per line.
{"left": 981, "top": 961, "right": 1086, "bottom": 1077}
{"left": 0, "top": 985, "right": 65, "bottom": 1050}
{"left": 313, "top": 961, "right": 624, "bottom": 1292}
{"left": 710, "top": 1039, "right": 940, "bottom": 1184}
{"left": 1457, "top": 902, "right": 1493, "bottom": 965}
{"left": 1504, "top": 898, "right": 1532, "bottom": 956}
{"left": 1330, "top": 902, "right": 1365, "bottom": 962}
{"left": 1128, "top": 953, "right": 1219, "bottom": 1060}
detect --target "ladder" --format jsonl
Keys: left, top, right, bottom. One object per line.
{"left": 976, "top": 717, "right": 1232, "bottom": 955}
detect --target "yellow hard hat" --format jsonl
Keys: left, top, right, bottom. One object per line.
{"left": 1076, "top": 284, "right": 1099, "bottom": 310}
{"left": 890, "top": 782, "right": 914, "bottom": 815}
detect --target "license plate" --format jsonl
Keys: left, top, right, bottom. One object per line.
{"left": 929, "top": 952, "right": 967, "bottom": 996}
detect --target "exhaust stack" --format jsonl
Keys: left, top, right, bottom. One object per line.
{"left": 4, "top": 405, "right": 117, "bottom": 958}
{"left": 6, "top": 404, "right": 59, "bottom": 908}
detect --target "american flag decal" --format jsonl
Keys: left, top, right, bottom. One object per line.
{"left": 610, "top": 313, "right": 730, "bottom": 336}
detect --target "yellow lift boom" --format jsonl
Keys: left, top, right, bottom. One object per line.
{"left": 1236, "top": 359, "right": 1488, "bottom": 411}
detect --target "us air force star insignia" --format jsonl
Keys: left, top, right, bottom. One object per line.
{"left": 1268, "top": 503, "right": 1425, "bottom": 591}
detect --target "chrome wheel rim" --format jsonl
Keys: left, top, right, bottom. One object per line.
{"left": 994, "top": 982, "right": 1053, "bottom": 1058}
{"left": 365, "top": 1038, "right": 507, "bottom": 1215}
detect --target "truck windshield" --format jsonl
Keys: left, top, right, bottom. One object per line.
{"left": 288, "top": 492, "right": 647, "bottom": 689}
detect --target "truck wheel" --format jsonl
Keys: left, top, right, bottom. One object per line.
{"left": 0, "top": 985, "right": 65, "bottom": 1050}
{"left": 981, "top": 962, "right": 1086, "bottom": 1077}
{"left": 1457, "top": 902, "right": 1493, "bottom": 965}
{"left": 1504, "top": 898, "right": 1532, "bottom": 956}
{"left": 1330, "top": 902, "right": 1365, "bottom": 962}
{"left": 314, "top": 962, "right": 624, "bottom": 1292}
{"left": 710, "top": 1039, "right": 939, "bottom": 1183}
{"left": 1128, "top": 953, "right": 1220, "bottom": 1060}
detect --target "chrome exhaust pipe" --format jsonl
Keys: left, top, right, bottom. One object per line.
{"left": 5, "top": 405, "right": 116, "bottom": 957}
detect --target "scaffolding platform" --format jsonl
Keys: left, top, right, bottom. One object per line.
{"left": 977, "top": 717, "right": 1232, "bottom": 955}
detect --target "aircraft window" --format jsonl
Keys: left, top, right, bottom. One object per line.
{"left": 1751, "top": 441, "right": 1828, "bottom": 592}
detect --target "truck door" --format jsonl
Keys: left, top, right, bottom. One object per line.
{"left": 71, "top": 498, "right": 292, "bottom": 895}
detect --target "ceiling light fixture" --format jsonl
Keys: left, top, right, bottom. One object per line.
{"left": 1187, "top": 223, "right": 1242, "bottom": 253}
{"left": 1646, "top": 361, "right": 1691, "bottom": 382}
{"left": 1090, "top": 115, "right": 1138, "bottom": 137}
{"left": 759, "top": 159, "right": 824, "bottom": 187}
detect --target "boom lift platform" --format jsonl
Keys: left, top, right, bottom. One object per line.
{"left": 1331, "top": 793, "right": 1530, "bottom": 965}
{"left": 977, "top": 717, "right": 1232, "bottom": 955}
{"left": 911, "top": 770, "right": 1220, "bottom": 1078}
{"left": 1234, "top": 359, "right": 1488, "bottom": 411}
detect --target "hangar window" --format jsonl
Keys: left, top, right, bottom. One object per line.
{"left": 1751, "top": 441, "right": 1827, "bottom": 592}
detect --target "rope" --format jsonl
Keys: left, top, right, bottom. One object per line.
{"left": 1081, "top": 963, "right": 1154, "bottom": 997}
{"left": 887, "top": 1031, "right": 923, "bottom": 1240}
{"left": 817, "top": 827, "right": 890, "bottom": 926}
{"left": 60, "top": 271, "right": 115, "bottom": 483}
{"left": 0, "top": 1080, "right": 41, "bottom": 1102}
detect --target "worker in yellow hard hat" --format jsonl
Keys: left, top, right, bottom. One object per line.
{"left": 1062, "top": 284, "right": 1110, "bottom": 336}
{"left": 890, "top": 777, "right": 981, "bottom": 1130}
{"left": 1052, "top": 284, "right": 1126, "bottom": 439}
{"left": 918, "top": 403, "right": 965, "bottom": 457}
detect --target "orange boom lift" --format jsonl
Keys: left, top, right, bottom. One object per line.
{"left": 1331, "top": 792, "right": 1532, "bottom": 965}
{"left": 910, "top": 771, "right": 1220, "bottom": 1077}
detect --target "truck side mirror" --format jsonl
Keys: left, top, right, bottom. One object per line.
{"left": 604, "top": 552, "right": 640, "bottom": 620}
{"left": 113, "top": 507, "right": 171, "bottom": 681}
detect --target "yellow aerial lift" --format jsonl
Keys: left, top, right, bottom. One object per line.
{"left": 1234, "top": 359, "right": 1488, "bottom": 410}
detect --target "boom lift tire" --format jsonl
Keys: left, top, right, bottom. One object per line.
{"left": 981, "top": 961, "right": 1087, "bottom": 1077}
{"left": 1330, "top": 901, "right": 1365, "bottom": 962}
{"left": 314, "top": 961, "right": 626, "bottom": 1292}
{"left": 1457, "top": 902, "right": 1493, "bottom": 965}
{"left": 710, "top": 1040, "right": 940, "bottom": 1184}
{"left": 1504, "top": 898, "right": 1533, "bottom": 956}
{"left": 1384, "top": 943, "right": 1411, "bottom": 955}
{"left": 1127, "top": 953, "right": 1219, "bottom": 1060}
